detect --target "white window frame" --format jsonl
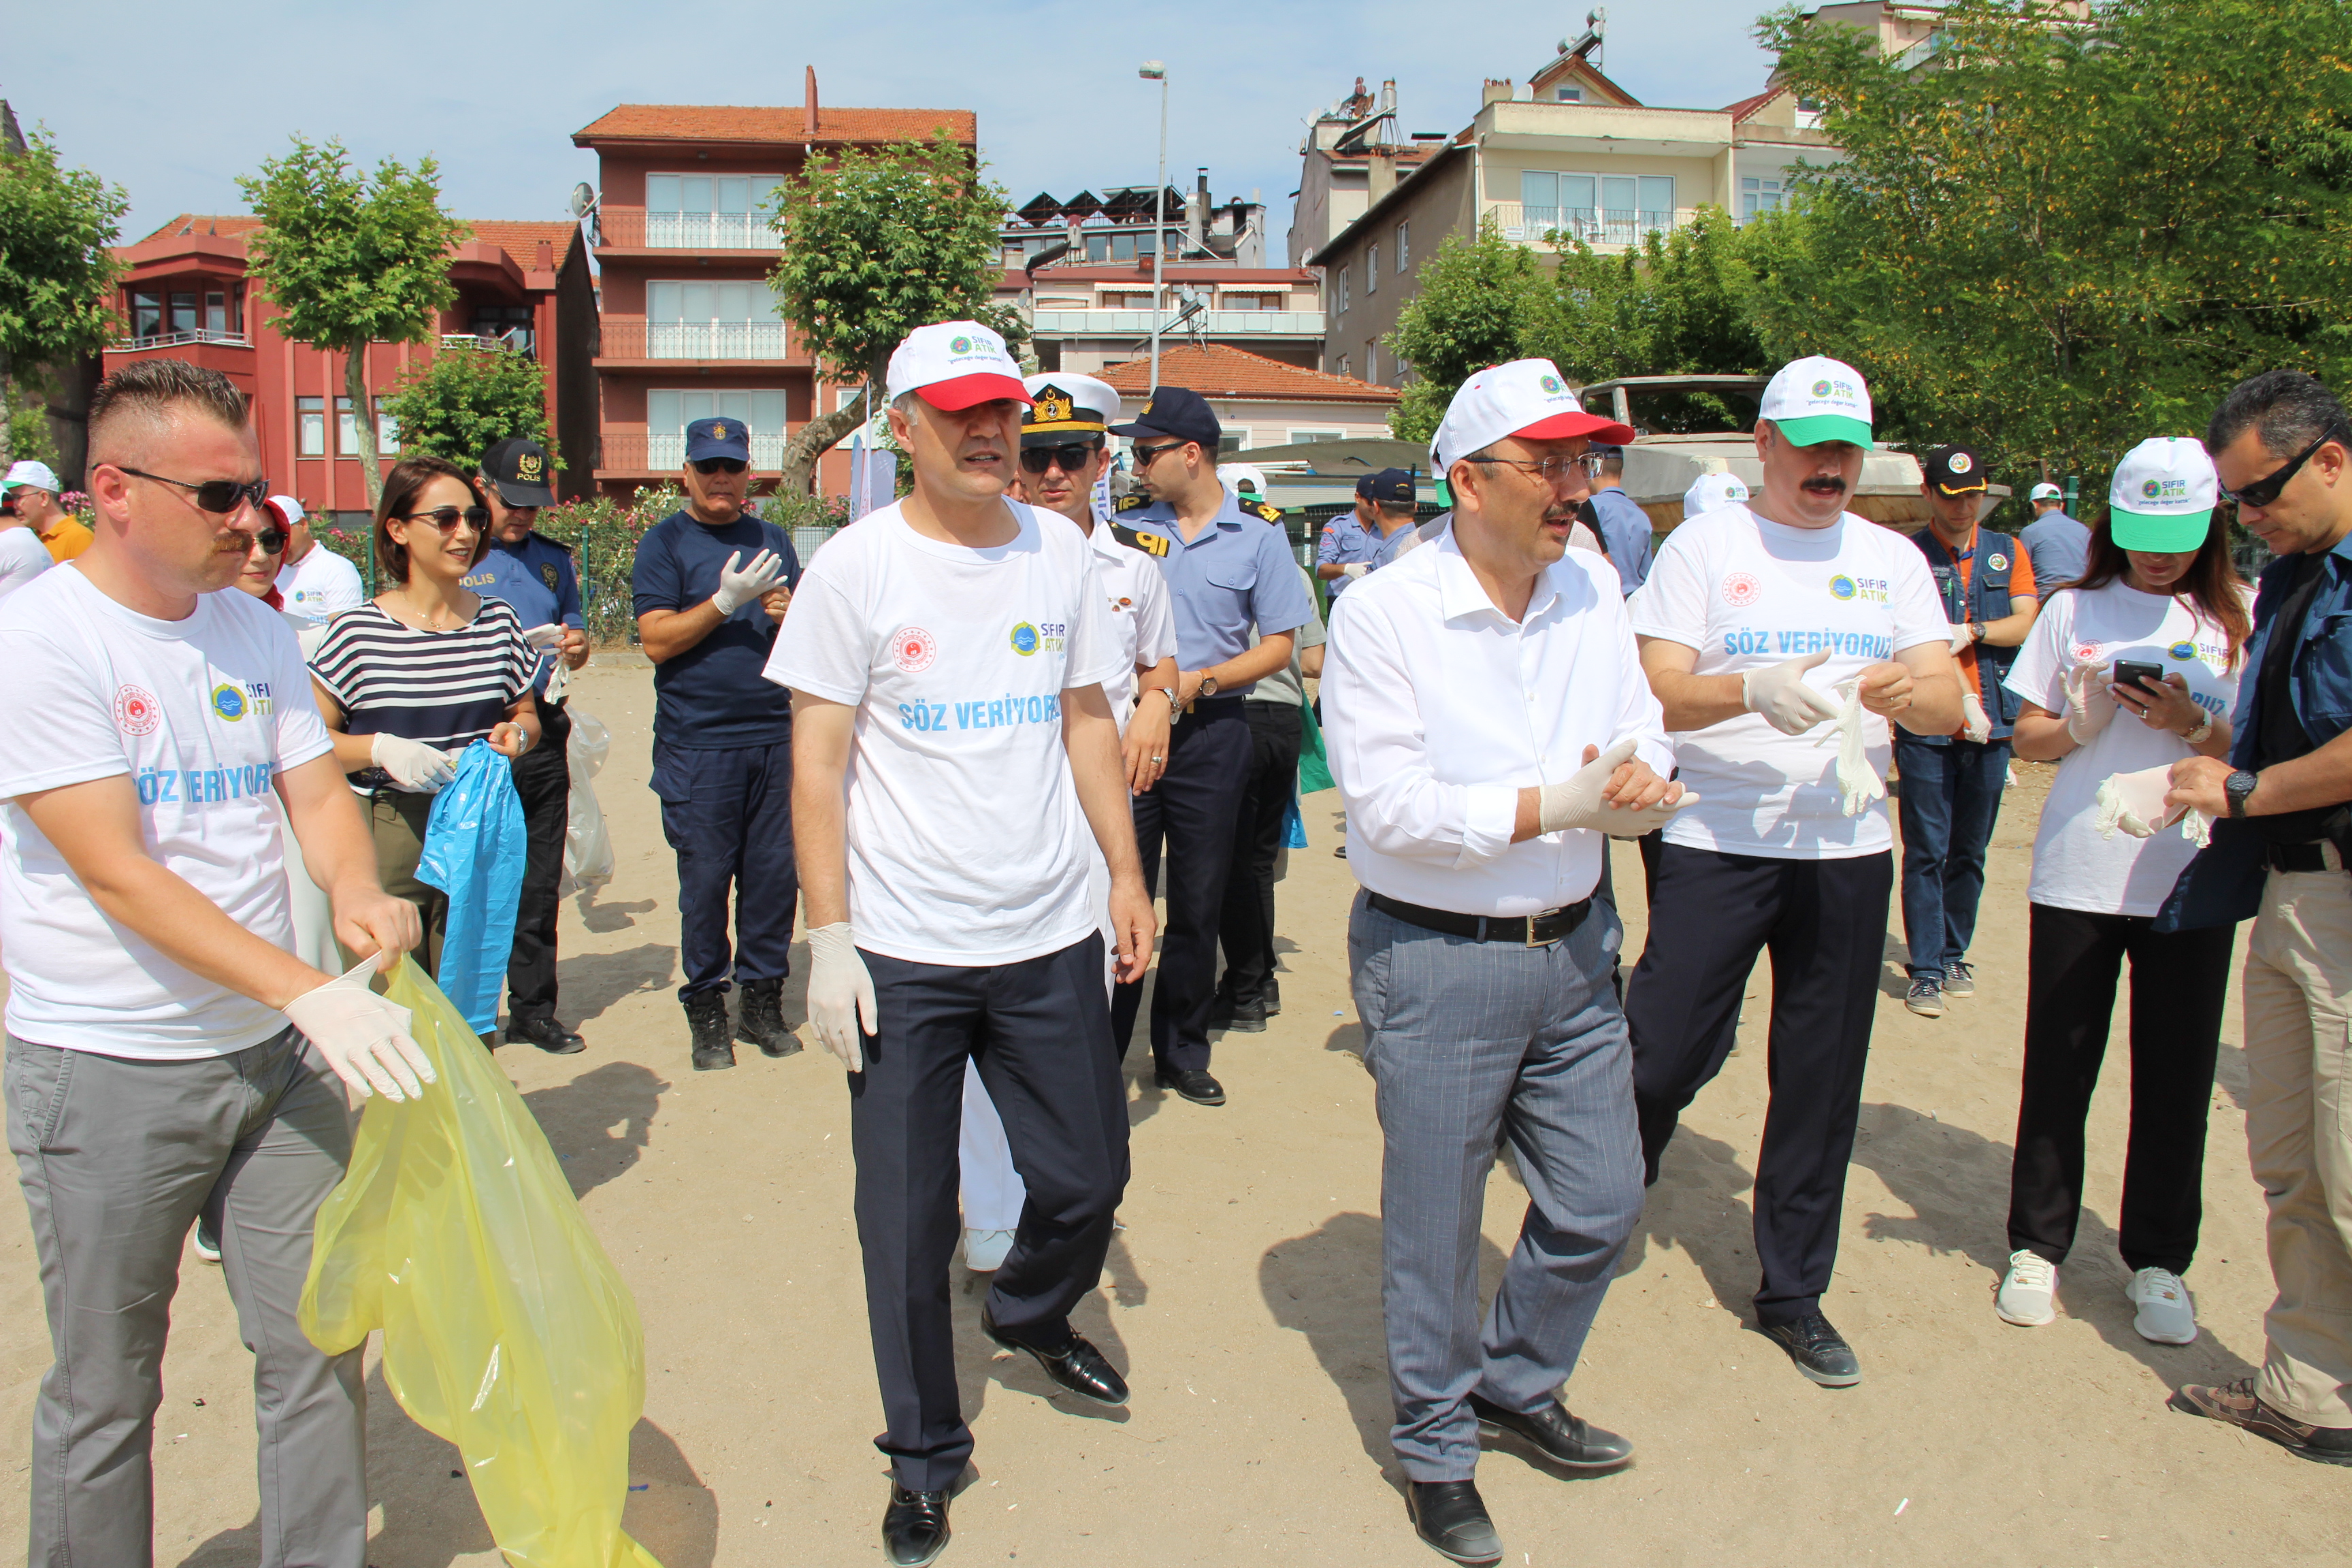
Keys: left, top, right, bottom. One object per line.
{"left": 646, "top": 387, "right": 791, "bottom": 469}
{"left": 642, "top": 172, "right": 785, "bottom": 248}
{"left": 1740, "top": 174, "right": 1786, "bottom": 222}
{"left": 1395, "top": 221, "right": 1409, "bottom": 273}
{"left": 646, "top": 279, "right": 785, "bottom": 359}
{"left": 1515, "top": 170, "right": 1676, "bottom": 244}
{"left": 1367, "top": 242, "right": 1379, "bottom": 293}
{"left": 1288, "top": 429, "right": 1345, "bottom": 444}
{"left": 1337, "top": 264, "right": 1351, "bottom": 315}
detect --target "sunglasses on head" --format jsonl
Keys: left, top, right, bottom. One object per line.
{"left": 1019, "top": 442, "right": 1101, "bottom": 475}
{"left": 397, "top": 506, "right": 489, "bottom": 533}
{"left": 2217, "top": 427, "right": 2349, "bottom": 509}
{"left": 253, "top": 529, "right": 287, "bottom": 553}
{"left": 691, "top": 457, "right": 748, "bottom": 476}
{"left": 116, "top": 467, "right": 269, "bottom": 514}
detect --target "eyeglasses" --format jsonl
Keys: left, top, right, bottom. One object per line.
{"left": 1132, "top": 442, "right": 1186, "bottom": 468}
{"left": 1461, "top": 454, "right": 1586, "bottom": 485}
{"left": 2218, "top": 427, "right": 2348, "bottom": 509}
{"left": 252, "top": 529, "right": 287, "bottom": 553}
{"left": 1019, "top": 442, "right": 1100, "bottom": 475}
{"left": 115, "top": 467, "right": 268, "bottom": 514}
{"left": 691, "top": 457, "right": 748, "bottom": 476}
{"left": 396, "top": 506, "right": 489, "bottom": 533}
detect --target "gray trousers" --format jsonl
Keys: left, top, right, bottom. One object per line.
{"left": 1349, "top": 892, "right": 1644, "bottom": 1481}
{"left": 5, "top": 1026, "right": 366, "bottom": 1567}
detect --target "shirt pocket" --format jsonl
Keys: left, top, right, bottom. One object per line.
{"left": 2297, "top": 612, "right": 2352, "bottom": 736}
{"left": 1205, "top": 559, "right": 1260, "bottom": 595}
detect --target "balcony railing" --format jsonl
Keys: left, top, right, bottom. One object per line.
{"left": 1486, "top": 203, "right": 1689, "bottom": 247}
{"left": 593, "top": 208, "right": 783, "bottom": 250}
{"left": 440, "top": 329, "right": 536, "bottom": 358}
{"left": 1029, "top": 309, "right": 1326, "bottom": 338}
{"left": 597, "top": 319, "right": 789, "bottom": 361}
{"left": 111, "top": 329, "right": 252, "bottom": 350}
{"left": 598, "top": 431, "right": 791, "bottom": 472}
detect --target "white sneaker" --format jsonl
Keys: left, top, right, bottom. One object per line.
{"left": 192, "top": 1222, "right": 221, "bottom": 1265}
{"left": 963, "top": 1228, "right": 1016, "bottom": 1272}
{"left": 1996, "top": 1250, "right": 2057, "bottom": 1326}
{"left": 2127, "top": 1267, "right": 2198, "bottom": 1344}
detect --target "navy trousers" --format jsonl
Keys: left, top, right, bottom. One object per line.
{"left": 651, "top": 738, "right": 797, "bottom": 1000}
{"left": 505, "top": 701, "right": 571, "bottom": 1024}
{"left": 1893, "top": 732, "right": 2010, "bottom": 983}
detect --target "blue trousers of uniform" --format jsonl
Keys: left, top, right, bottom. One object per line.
{"left": 651, "top": 738, "right": 797, "bottom": 1001}
{"left": 1893, "top": 733, "right": 2010, "bottom": 983}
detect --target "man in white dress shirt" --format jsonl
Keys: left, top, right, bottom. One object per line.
{"left": 1327, "top": 359, "right": 1686, "bottom": 1566}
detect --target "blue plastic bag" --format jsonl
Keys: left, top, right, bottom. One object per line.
{"left": 416, "top": 740, "right": 527, "bottom": 1034}
{"left": 1281, "top": 791, "right": 1308, "bottom": 849}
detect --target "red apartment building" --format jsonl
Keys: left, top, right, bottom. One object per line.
{"left": 101, "top": 214, "right": 589, "bottom": 525}
{"left": 573, "top": 88, "right": 976, "bottom": 499}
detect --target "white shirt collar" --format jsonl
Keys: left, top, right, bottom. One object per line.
{"left": 1433, "top": 521, "right": 1562, "bottom": 627}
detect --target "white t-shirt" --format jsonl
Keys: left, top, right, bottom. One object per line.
{"left": 1628, "top": 505, "right": 1949, "bottom": 859}
{"left": 276, "top": 543, "right": 366, "bottom": 627}
{"left": 1090, "top": 521, "right": 1179, "bottom": 728}
{"left": 0, "top": 568, "right": 333, "bottom": 1057}
{"left": 0, "top": 526, "right": 51, "bottom": 601}
{"left": 2004, "top": 581, "right": 2250, "bottom": 917}
{"left": 764, "top": 502, "right": 1126, "bottom": 966}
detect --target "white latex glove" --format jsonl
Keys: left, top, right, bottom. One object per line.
{"left": 371, "top": 732, "right": 457, "bottom": 792}
{"left": 711, "top": 549, "right": 785, "bottom": 615}
{"left": 2095, "top": 762, "right": 2187, "bottom": 840}
{"left": 1742, "top": 650, "right": 1840, "bottom": 736}
{"left": 521, "top": 623, "right": 566, "bottom": 651}
{"left": 1816, "top": 680, "right": 1886, "bottom": 816}
{"left": 1341, "top": 562, "right": 1369, "bottom": 580}
{"left": 1536, "top": 737, "right": 1699, "bottom": 837}
{"left": 283, "top": 956, "right": 436, "bottom": 1103}
{"left": 1961, "top": 691, "right": 1991, "bottom": 744}
{"left": 806, "top": 922, "right": 877, "bottom": 1071}
{"left": 2064, "top": 660, "right": 2117, "bottom": 745}
{"left": 1949, "top": 622, "right": 1974, "bottom": 656}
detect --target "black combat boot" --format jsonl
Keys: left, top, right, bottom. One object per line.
{"left": 685, "top": 989, "right": 734, "bottom": 1071}
{"left": 736, "top": 978, "right": 800, "bottom": 1057}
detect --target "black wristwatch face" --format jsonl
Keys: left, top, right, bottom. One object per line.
{"left": 2226, "top": 770, "right": 2258, "bottom": 817}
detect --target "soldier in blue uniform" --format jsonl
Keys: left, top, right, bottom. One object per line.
{"left": 1109, "top": 387, "right": 1316, "bottom": 1105}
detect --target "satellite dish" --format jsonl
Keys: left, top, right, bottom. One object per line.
{"left": 568, "top": 182, "right": 597, "bottom": 219}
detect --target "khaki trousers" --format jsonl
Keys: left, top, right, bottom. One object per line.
{"left": 2243, "top": 867, "right": 2352, "bottom": 1426}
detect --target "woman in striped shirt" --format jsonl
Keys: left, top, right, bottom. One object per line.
{"left": 309, "top": 455, "right": 539, "bottom": 973}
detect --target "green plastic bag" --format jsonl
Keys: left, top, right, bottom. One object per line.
{"left": 300, "top": 958, "right": 661, "bottom": 1568}
{"left": 1298, "top": 700, "right": 1335, "bottom": 796}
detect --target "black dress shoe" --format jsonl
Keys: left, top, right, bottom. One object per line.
{"left": 1209, "top": 992, "right": 1267, "bottom": 1032}
{"left": 1763, "top": 1311, "right": 1861, "bottom": 1387}
{"left": 981, "top": 1307, "right": 1128, "bottom": 1405}
{"left": 1469, "top": 1391, "right": 1633, "bottom": 1471}
{"left": 1405, "top": 1480, "right": 1501, "bottom": 1565}
{"left": 506, "top": 1015, "right": 586, "bottom": 1055}
{"left": 1154, "top": 1066, "right": 1226, "bottom": 1105}
{"left": 1263, "top": 976, "right": 1281, "bottom": 1016}
{"left": 882, "top": 1482, "right": 951, "bottom": 1566}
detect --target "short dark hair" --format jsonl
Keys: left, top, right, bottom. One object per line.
{"left": 1376, "top": 500, "right": 1417, "bottom": 521}
{"left": 88, "top": 359, "right": 249, "bottom": 464}
{"left": 374, "top": 455, "right": 488, "bottom": 584}
{"left": 2208, "top": 370, "right": 2349, "bottom": 459}
{"left": 1598, "top": 451, "right": 1624, "bottom": 478}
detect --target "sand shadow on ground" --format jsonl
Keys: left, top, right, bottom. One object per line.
{"left": 577, "top": 892, "right": 657, "bottom": 934}
{"left": 1620, "top": 1126, "right": 1761, "bottom": 1326}
{"left": 177, "top": 1365, "right": 716, "bottom": 1568}
{"left": 1848, "top": 1100, "right": 2259, "bottom": 1392}
{"left": 949, "top": 1232, "right": 1141, "bottom": 1433}
{"left": 1876, "top": 934, "right": 1916, "bottom": 1000}
{"left": 554, "top": 941, "right": 678, "bottom": 1023}
{"left": 2215, "top": 1040, "right": 2250, "bottom": 1111}
{"left": 522, "top": 1060, "right": 666, "bottom": 1200}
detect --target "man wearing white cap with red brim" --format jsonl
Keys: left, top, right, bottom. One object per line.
{"left": 1326, "top": 358, "right": 1683, "bottom": 1565}
{"left": 767, "top": 320, "right": 1156, "bottom": 1566}
{"left": 1623, "top": 354, "right": 1961, "bottom": 1390}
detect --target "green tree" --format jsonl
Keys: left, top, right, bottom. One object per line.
{"left": 239, "top": 138, "right": 468, "bottom": 508}
{"left": 0, "top": 127, "right": 127, "bottom": 470}
{"left": 378, "top": 344, "right": 555, "bottom": 472}
{"left": 766, "top": 131, "right": 1015, "bottom": 494}
{"left": 1384, "top": 220, "right": 1550, "bottom": 442}
{"left": 1752, "top": 0, "right": 2352, "bottom": 492}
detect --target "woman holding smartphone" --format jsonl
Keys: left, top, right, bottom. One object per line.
{"left": 1995, "top": 437, "right": 2251, "bottom": 1346}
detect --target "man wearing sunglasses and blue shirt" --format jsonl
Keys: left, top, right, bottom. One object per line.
{"left": 631, "top": 416, "right": 803, "bottom": 1071}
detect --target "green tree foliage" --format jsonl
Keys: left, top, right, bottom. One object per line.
{"left": 1751, "top": 0, "right": 2352, "bottom": 488}
{"left": 0, "top": 128, "right": 126, "bottom": 469}
{"left": 379, "top": 345, "right": 555, "bottom": 472}
{"left": 239, "top": 139, "right": 468, "bottom": 507}
{"left": 1384, "top": 220, "right": 1549, "bottom": 442}
{"left": 766, "top": 131, "right": 1015, "bottom": 493}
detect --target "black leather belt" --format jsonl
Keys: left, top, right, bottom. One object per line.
{"left": 2266, "top": 841, "right": 2334, "bottom": 873}
{"left": 1367, "top": 890, "right": 1591, "bottom": 947}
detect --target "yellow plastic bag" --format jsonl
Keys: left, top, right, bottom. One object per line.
{"left": 301, "top": 958, "right": 662, "bottom": 1568}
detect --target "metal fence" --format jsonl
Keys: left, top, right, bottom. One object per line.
{"left": 596, "top": 319, "right": 789, "bottom": 361}
{"left": 593, "top": 209, "right": 783, "bottom": 250}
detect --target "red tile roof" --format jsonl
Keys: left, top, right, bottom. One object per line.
{"left": 1099, "top": 344, "right": 1398, "bottom": 406}
{"left": 131, "top": 214, "right": 572, "bottom": 276}
{"left": 137, "top": 214, "right": 263, "bottom": 243}
{"left": 574, "top": 105, "right": 976, "bottom": 147}
{"left": 1723, "top": 87, "right": 1783, "bottom": 121}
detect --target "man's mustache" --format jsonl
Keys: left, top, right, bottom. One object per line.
{"left": 1801, "top": 476, "right": 1849, "bottom": 492}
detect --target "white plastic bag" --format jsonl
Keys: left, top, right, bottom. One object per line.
{"left": 558, "top": 709, "right": 615, "bottom": 899}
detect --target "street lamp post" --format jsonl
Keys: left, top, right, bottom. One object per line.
{"left": 1139, "top": 61, "right": 1168, "bottom": 394}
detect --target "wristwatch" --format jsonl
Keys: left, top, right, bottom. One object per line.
{"left": 1969, "top": 619, "right": 1987, "bottom": 643}
{"left": 1158, "top": 687, "right": 1182, "bottom": 717}
{"left": 2225, "top": 769, "right": 2259, "bottom": 819}
{"left": 1197, "top": 672, "right": 1220, "bottom": 699}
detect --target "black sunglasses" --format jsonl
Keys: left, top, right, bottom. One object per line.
{"left": 116, "top": 467, "right": 268, "bottom": 514}
{"left": 1019, "top": 442, "right": 1101, "bottom": 475}
{"left": 691, "top": 457, "right": 748, "bottom": 476}
{"left": 397, "top": 506, "right": 489, "bottom": 533}
{"left": 2217, "top": 427, "right": 2347, "bottom": 509}
{"left": 1132, "top": 442, "right": 1186, "bottom": 467}
{"left": 252, "top": 529, "right": 287, "bottom": 553}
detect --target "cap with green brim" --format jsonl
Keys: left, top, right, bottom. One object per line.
{"left": 1760, "top": 355, "right": 1876, "bottom": 451}
{"left": 2108, "top": 436, "right": 2216, "bottom": 553}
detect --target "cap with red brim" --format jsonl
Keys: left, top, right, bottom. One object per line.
{"left": 915, "top": 373, "right": 1032, "bottom": 411}
{"left": 1431, "top": 359, "right": 1634, "bottom": 470}
{"left": 886, "top": 321, "right": 1032, "bottom": 411}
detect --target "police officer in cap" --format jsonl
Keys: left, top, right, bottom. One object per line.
{"left": 1109, "top": 387, "right": 1315, "bottom": 1105}
{"left": 468, "top": 436, "right": 591, "bottom": 1051}
{"left": 1318, "top": 471, "right": 1388, "bottom": 593}
{"left": 1356, "top": 468, "right": 1420, "bottom": 570}
{"left": 630, "top": 415, "right": 804, "bottom": 1070}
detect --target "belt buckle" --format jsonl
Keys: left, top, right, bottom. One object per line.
{"left": 1526, "top": 906, "right": 1564, "bottom": 948}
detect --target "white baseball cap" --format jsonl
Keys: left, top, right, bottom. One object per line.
{"left": 263, "top": 494, "right": 306, "bottom": 529}
{"left": 1218, "top": 461, "right": 1269, "bottom": 498}
{"left": 1682, "top": 471, "right": 1750, "bottom": 520}
{"left": 2, "top": 459, "right": 60, "bottom": 493}
{"left": 1759, "top": 355, "right": 1874, "bottom": 449}
{"left": 885, "top": 321, "right": 1031, "bottom": 410}
{"left": 1430, "top": 359, "right": 1636, "bottom": 472}
{"left": 2029, "top": 481, "right": 2065, "bottom": 503}
{"left": 1021, "top": 372, "right": 1119, "bottom": 440}
{"left": 2108, "top": 437, "right": 2217, "bottom": 553}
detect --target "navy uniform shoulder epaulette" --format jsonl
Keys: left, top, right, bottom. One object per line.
{"left": 1114, "top": 491, "right": 1152, "bottom": 513}
{"left": 527, "top": 529, "right": 577, "bottom": 555}
{"left": 1109, "top": 522, "right": 1171, "bottom": 557}
{"left": 1248, "top": 500, "right": 1283, "bottom": 525}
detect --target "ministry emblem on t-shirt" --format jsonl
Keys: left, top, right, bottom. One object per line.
{"left": 1009, "top": 622, "right": 1041, "bottom": 656}
{"left": 1722, "top": 572, "right": 1762, "bottom": 608}
{"left": 114, "top": 685, "right": 161, "bottom": 736}
{"left": 1987, "top": 551, "right": 2008, "bottom": 572}
{"left": 891, "top": 626, "right": 938, "bottom": 674}
{"left": 2072, "top": 641, "right": 2100, "bottom": 663}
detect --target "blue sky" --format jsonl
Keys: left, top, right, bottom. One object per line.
{"left": 10, "top": 1, "right": 1779, "bottom": 245}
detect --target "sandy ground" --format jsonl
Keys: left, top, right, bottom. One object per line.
{"left": 1, "top": 658, "right": 2344, "bottom": 1567}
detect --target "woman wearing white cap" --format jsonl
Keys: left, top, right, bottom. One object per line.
{"left": 1993, "top": 437, "right": 2250, "bottom": 1345}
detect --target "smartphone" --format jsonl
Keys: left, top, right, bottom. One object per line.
{"left": 2112, "top": 659, "right": 2168, "bottom": 693}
